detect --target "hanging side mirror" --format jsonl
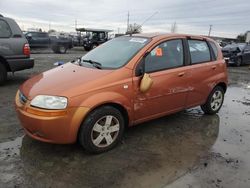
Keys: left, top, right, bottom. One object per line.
{"left": 140, "top": 73, "right": 153, "bottom": 93}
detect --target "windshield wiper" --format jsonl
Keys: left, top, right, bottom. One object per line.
{"left": 82, "top": 59, "right": 102, "bottom": 69}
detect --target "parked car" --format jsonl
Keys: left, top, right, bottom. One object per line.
{"left": 25, "top": 31, "right": 73, "bottom": 54}
{"left": 0, "top": 14, "right": 34, "bottom": 85}
{"left": 15, "top": 33, "right": 228, "bottom": 153}
{"left": 76, "top": 28, "right": 112, "bottom": 51}
{"left": 222, "top": 43, "right": 250, "bottom": 66}
{"left": 49, "top": 32, "right": 73, "bottom": 54}
{"left": 25, "top": 31, "right": 50, "bottom": 48}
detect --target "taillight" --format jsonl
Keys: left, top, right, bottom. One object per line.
{"left": 23, "top": 43, "right": 30, "bottom": 56}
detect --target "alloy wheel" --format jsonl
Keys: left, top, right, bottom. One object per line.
{"left": 210, "top": 90, "right": 223, "bottom": 111}
{"left": 91, "top": 115, "right": 120, "bottom": 148}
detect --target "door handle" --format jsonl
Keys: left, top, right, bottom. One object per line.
{"left": 178, "top": 72, "right": 185, "bottom": 77}
{"left": 212, "top": 66, "right": 216, "bottom": 70}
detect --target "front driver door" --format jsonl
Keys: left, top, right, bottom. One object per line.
{"left": 133, "top": 39, "right": 189, "bottom": 124}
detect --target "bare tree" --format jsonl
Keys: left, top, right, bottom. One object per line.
{"left": 126, "top": 23, "right": 142, "bottom": 34}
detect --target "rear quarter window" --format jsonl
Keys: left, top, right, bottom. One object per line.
{"left": 209, "top": 41, "right": 219, "bottom": 59}
{"left": 188, "top": 40, "right": 211, "bottom": 64}
{"left": 0, "top": 19, "right": 12, "bottom": 38}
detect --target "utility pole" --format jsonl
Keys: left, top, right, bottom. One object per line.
{"left": 208, "top": 25, "right": 212, "bottom": 36}
{"left": 75, "top": 19, "right": 77, "bottom": 30}
{"left": 127, "top": 11, "right": 130, "bottom": 32}
{"left": 171, "top": 21, "right": 177, "bottom": 33}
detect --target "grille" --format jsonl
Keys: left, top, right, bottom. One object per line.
{"left": 19, "top": 91, "right": 28, "bottom": 104}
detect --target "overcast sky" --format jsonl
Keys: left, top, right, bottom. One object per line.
{"left": 0, "top": 0, "right": 250, "bottom": 38}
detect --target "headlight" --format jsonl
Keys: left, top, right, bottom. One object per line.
{"left": 30, "top": 95, "right": 68, "bottom": 110}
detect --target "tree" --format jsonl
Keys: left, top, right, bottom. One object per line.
{"left": 236, "top": 33, "right": 246, "bottom": 42}
{"left": 126, "top": 23, "right": 142, "bottom": 34}
{"left": 48, "top": 29, "right": 56, "bottom": 34}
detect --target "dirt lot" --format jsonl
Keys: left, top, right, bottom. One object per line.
{"left": 0, "top": 47, "right": 250, "bottom": 188}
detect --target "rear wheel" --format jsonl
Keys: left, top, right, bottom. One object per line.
{"left": 201, "top": 86, "right": 224, "bottom": 115}
{"left": 0, "top": 63, "right": 7, "bottom": 85}
{"left": 78, "top": 106, "right": 125, "bottom": 154}
{"left": 236, "top": 57, "right": 242, "bottom": 67}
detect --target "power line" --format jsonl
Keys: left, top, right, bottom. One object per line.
{"left": 141, "top": 11, "right": 158, "bottom": 26}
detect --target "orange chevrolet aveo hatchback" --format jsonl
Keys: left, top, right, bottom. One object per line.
{"left": 15, "top": 33, "right": 228, "bottom": 153}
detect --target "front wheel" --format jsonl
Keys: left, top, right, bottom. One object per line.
{"left": 78, "top": 106, "right": 125, "bottom": 154}
{"left": 92, "top": 44, "right": 98, "bottom": 49}
{"left": 201, "top": 86, "right": 224, "bottom": 115}
{"left": 58, "top": 45, "right": 67, "bottom": 54}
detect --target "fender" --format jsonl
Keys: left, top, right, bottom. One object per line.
{"left": 68, "top": 91, "right": 134, "bottom": 141}
{"left": 79, "top": 91, "right": 133, "bottom": 117}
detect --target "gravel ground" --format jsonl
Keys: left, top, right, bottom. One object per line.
{"left": 0, "top": 47, "right": 250, "bottom": 188}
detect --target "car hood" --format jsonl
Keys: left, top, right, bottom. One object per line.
{"left": 222, "top": 47, "right": 241, "bottom": 52}
{"left": 20, "top": 63, "right": 113, "bottom": 99}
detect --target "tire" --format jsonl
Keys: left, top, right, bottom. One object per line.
{"left": 236, "top": 57, "right": 242, "bottom": 67}
{"left": 201, "top": 86, "right": 224, "bottom": 115}
{"left": 92, "top": 44, "right": 98, "bottom": 49}
{"left": 0, "top": 63, "right": 7, "bottom": 85}
{"left": 84, "top": 46, "right": 91, "bottom": 51}
{"left": 58, "top": 45, "right": 67, "bottom": 54}
{"left": 78, "top": 106, "right": 125, "bottom": 154}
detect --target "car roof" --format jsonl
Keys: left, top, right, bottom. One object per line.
{"left": 131, "top": 33, "right": 212, "bottom": 41}
{"left": 76, "top": 28, "right": 113, "bottom": 32}
{"left": 26, "top": 31, "right": 48, "bottom": 33}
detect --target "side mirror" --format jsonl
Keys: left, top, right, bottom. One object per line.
{"left": 26, "top": 34, "right": 32, "bottom": 39}
{"left": 140, "top": 73, "right": 153, "bottom": 93}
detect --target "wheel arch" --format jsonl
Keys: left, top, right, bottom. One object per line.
{"left": 0, "top": 55, "right": 11, "bottom": 72}
{"left": 89, "top": 102, "right": 129, "bottom": 127}
{"left": 76, "top": 102, "right": 130, "bottom": 143}
{"left": 216, "top": 82, "right": 227, "bottom": 93}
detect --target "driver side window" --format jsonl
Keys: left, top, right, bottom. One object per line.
{"left": 145, "top": 39, "right": 184, "bottom": 73}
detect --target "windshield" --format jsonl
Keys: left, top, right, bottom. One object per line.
{"left": 81, "top": 36, "right": 150, "bottom": 69}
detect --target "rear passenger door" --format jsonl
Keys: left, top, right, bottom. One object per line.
{"left": 185, "top": 39, "right": 219, "bottom": 107}
{"left": 0, "top": 19, "right": 12, "bottom": 56}
{"left": 0, "top": 18, "right": 27, "bottom": 58}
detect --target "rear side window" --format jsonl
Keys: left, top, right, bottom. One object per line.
{"left": 38, "top": 33, "right": 48, "bottom": 37}
{"left": 0, "top": 20, "right": 12, "bottom": 38}
{"left": 209, "top": 41, "right": 218, "bottom": 59}
{"left": 188, "top": 40, "right": 211, "bottom": 64}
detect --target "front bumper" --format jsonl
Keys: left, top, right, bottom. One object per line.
{"left": 15, "top": 91, "right": 89, "bottom": 144}
{"left": 7, "top": 58, "right": 34, "bottom": 72}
